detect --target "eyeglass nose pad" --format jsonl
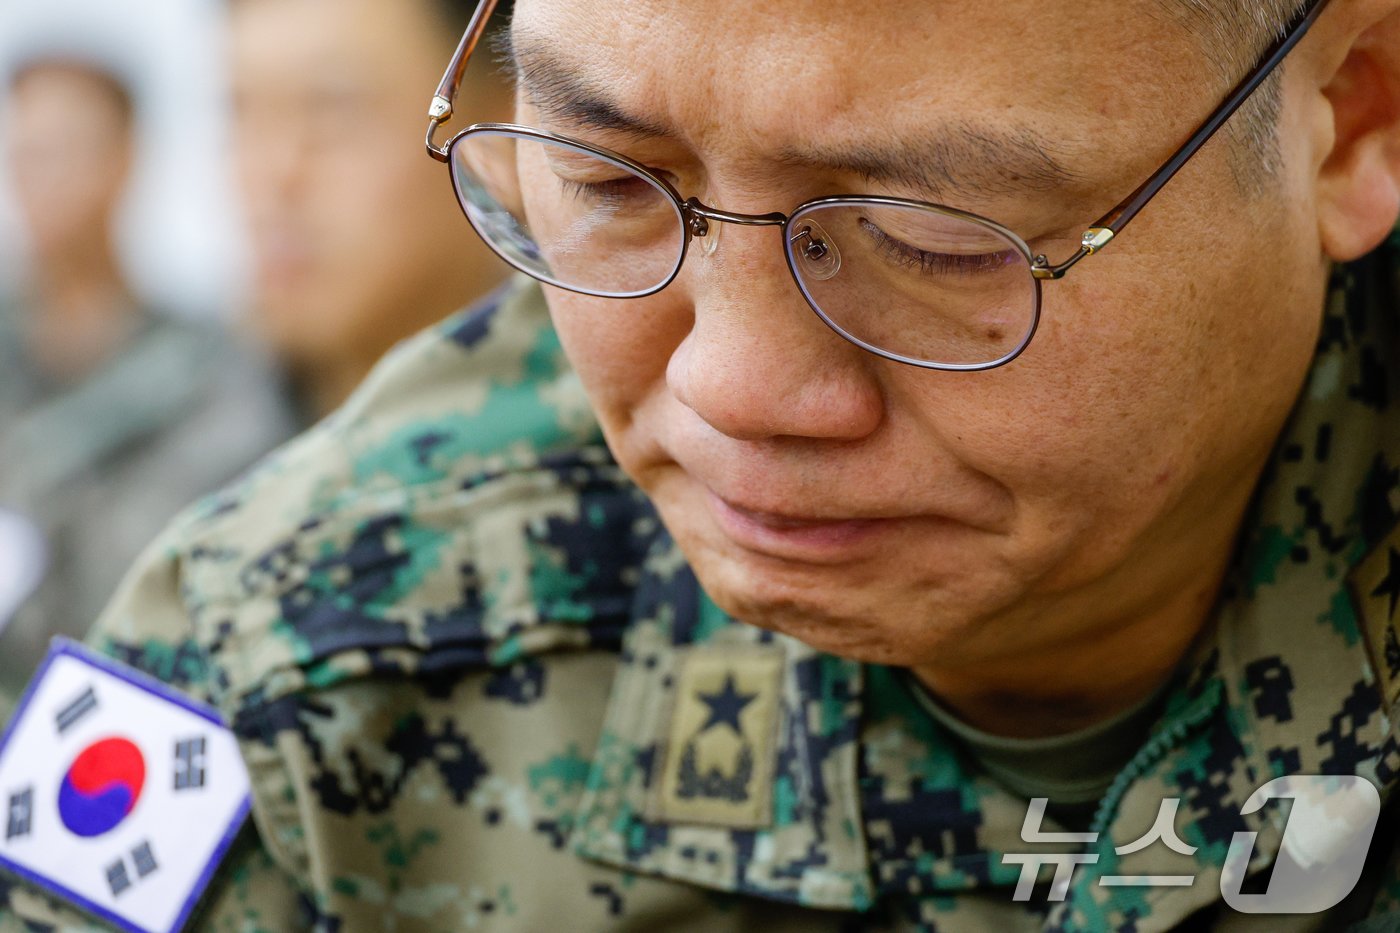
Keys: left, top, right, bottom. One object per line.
{"left": 790, "top": 219, "right": 841, "bottom": 281}
{"left": 699, "top": 219, "right": 721, "bottom": 258}
{"left": 687, "top": 212, "right": 721, "bottom": 258}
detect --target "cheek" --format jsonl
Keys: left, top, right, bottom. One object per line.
{"left": 23, "top": 165, "right": 107, "bottom": 229}
{"left": 545, "top": 289, "right": 690, "bottom": 446}
{"left": 938, "top": 234, "right": 1320, "bottom": 576}
{"left": 309, "top": 151, "right": 427, "bottom": 254}
{"left": 256, "top": 154, "right": 444, "bottom": 335}
{"left": 319, "top": 145, "right": 422, "bottom": 235}
{"left": 922, "top": 277, "right": 1198, "bottom": 496}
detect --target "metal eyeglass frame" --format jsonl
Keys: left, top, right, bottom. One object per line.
{"left": 426, "top": 0, "right": 1332, "bottom": 371}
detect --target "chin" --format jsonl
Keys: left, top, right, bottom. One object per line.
{"left": 641, "top": 482, "right": 937, "bottom": 665}
{"left": 682, "top": 539, "right": 946, "bottom": 667}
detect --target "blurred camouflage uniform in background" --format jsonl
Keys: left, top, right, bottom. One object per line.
{"left": 1, "top": 230, "right": 1398, "bottom": 931}
{"left": 0, "top": 300, "right": 298, "bottom": 718}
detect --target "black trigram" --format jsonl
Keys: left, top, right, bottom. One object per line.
{"left": 105, "top": 858, "right": 130, "bottom": 897}
{"left": 5, "top": 787, "right": 33, "bottom": 840}
{"left": 131, "top": 840, "right": 158, "bottom": 877}
{"left": 106, "top": 840, "right": 158, "bottom": 896}
{"left": 174, "top": 736, "right": 206, "bottom": 791}
{"left": 55, "top": 685, "right": 98, "bottom": 734}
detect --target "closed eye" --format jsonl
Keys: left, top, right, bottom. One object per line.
{"left": 558, "top": 176, "right": 655, "bottom": 201}
{"left": 859, "top": 217, "right": 1018, "bottom": 276}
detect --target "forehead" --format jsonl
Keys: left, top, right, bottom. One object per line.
{"left": 10, "top": 64, "right": 129, "bottom": 121}
{"left": 511, "top": 0, "right": 1204, "bottom": 181}
{"left": 229, "top": 0, "right": 443, "bottom": 83}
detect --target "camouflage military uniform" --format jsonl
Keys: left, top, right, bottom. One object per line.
{"left": 1, "top": 231, "right": 1398, "bottom": 931}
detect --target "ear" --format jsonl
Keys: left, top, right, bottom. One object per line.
{"left": 1316, "top": 3, "right": 1400, "bottom": 261}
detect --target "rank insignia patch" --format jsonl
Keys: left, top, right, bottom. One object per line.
{"left": 1351, "top": 536, "right": 1400, "bottom": 709}
{"left": 0, "top": 639, "right": 251, "bottom": 933}
{"left": 655, "top": 646, "right": 784, "bottom": 829}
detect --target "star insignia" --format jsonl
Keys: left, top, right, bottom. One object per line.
{"left": 1370, "top": 546, "right": 1400, "bottom": 622}
{"left": 696, "top": 674, "right": 756, "bottom": 735}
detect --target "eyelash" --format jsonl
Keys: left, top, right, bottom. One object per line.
{"left": 860, "top": 219, "right": 1011, "bottom": 276}
{"left": 559, "top": 177, "right": 649, "bottom": 202}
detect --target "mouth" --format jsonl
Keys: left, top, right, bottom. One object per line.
{"left": 704, "top": 490, "right": 905, "bottom": 564}
{"left": 255, "top": 229, "right": 315, "bottom": 280}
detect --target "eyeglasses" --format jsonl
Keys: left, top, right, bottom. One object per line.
{"left": 427, "top": 0, "right": 1330, "bottom": 371}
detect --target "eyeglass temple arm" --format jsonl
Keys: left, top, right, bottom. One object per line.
{"left": 1032, "top": 0, "right": 1332, "bottom": 280}
{"left": 426, "top": 0, "right": 501, "bottom": 163}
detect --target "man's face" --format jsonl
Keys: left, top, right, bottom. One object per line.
{"left": 5, "top": 65, "right": 132, "bottom": 260}
{"left": 512, "top": 0, "right": 1332, "bottom": 670}
{"left": 230, "top": 0, "right": 504, "bottom": 370}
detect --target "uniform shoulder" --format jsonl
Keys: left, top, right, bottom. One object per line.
{"left": 171, "top": 278, "right": 605, "bottom": 568}
{"left": 103, "top": 279, "right": 648, "bottom": 717}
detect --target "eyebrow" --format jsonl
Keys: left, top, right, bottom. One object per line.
{"left": 502, "top": 33, "right": 672, "bottom": 139}
{"left": 504, "top": 34, "right": 1083, "bottom": 202}
{"left": 778, "top": 126, "right": 1083, "bottom": 202}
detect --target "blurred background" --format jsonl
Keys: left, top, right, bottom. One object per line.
{"left": 0, "top": 0, "right": 511, "bottom": 714}
{"left": 0, "top": 0, "right": 240, "bottom": 320}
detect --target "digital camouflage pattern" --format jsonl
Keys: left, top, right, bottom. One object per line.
{"left": 0, "top": 231, "right": 1398, "bottom": 932}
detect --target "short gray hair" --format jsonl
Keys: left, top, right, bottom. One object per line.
{"left": 1159, "top": 0, "right": 1307, "bottom": 191}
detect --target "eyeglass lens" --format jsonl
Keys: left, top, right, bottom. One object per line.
{"left": 451, "top": 128, "right": 1038, "bottom": 367}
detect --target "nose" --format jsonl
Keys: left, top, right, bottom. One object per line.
{"left": 238, "top": 111, "right": 314, "bottom": 211}
{"left": 263, "top": 130, "right": 313, "bottom": 203}
{"left": 666, "top": 221, "right": 885, "bottom": 443}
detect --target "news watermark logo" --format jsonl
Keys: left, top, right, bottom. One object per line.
{"left": 1003, "top": 775, "right": 1381, "bottom": 913}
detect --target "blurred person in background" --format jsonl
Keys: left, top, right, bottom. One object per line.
{"left": 229, "top": 0, "right": 512, "bottom": 420}
{"left": 0, "top": 56, "right": 298, "bottom": 714}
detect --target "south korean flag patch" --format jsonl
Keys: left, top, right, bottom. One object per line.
{"left": 0, "top": 639, "right": 250, "bottom": 933}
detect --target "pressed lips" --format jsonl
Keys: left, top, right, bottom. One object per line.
{"left": 705, "top": 490, "right": 900, "bottom": 563}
